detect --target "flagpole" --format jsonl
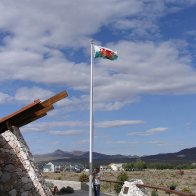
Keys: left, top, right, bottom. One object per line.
{"left": 89, "top": 40, "right": 94, "bottom": 196}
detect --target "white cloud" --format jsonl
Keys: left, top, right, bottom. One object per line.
{"left": 146, "top": 140, "right": 168, "bottom": 146}
{"left": 0, "top": 0, "right": 196, "bottom": 113}
{"left": 49, "top": 130, "right": 83, "bottom": 136}
{"left": 22, "top": 120, "right": 88, "bottom": 133}
{"left": 76, "top": 139, "right": 89, "bottom": 144}
{"left": 0, "top": 92, "right": 13, "bottom": 104}
{"left": 14, "top": 87, "right": 53, "bottom": 103}
{"left": 23, "top": 119, "right": 144, "bottom": 132}
{"left": 108, "top": 140, "right": 139, "bottom": 145}
{"left": 128, "top": 127, "right": 168, "bottom": 136}
{"left": 2, "top": 38, "right": 196, "bottom": 112}
{"left": 0, "top": 0, "right": 145, "bottom": 50}
{"left": 96, "top": 120, "right": 144, "bottom": 128}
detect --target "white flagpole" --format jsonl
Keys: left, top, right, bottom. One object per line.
{"left": 89, "top": 40, "right": 94, "bottom": 196}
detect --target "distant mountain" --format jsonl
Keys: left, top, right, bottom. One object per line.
{"left": 34, "top": 147, "right": 196, "bottom": 164}
{"left": 34, "top": 150, "right": 132, "bottom": 163}
{"left": 34, "top": 149, "right": 85, "bottom": 162}
{"left": 142, "top": 147, "right": 196, "bottom": 163}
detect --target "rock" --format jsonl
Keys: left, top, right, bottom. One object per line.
{"left": 119, "top": 179, "right": 148, "bottom": 196}
{"left": 21, "top": 191, "right": 28, "bottom": 196}
{"left": 0, "top": 172, "right": 11, "bottom": 183}
{"left": 23, "top": 182, "right": 33, "bottom": 191}
{"left": 5, "top": 164, "right": 15, "bottom": 172}
{"left": 0, "top": 129, "right": 52, "bottom": 196}
{"left": 9, "top": 189, "right": 17, "bottom": 196}
{"left": 22, "top": 177, "right": 29, "bottom": 184}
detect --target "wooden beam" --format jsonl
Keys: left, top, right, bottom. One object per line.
{"left": 41, "top": 91, "right": 68, "bottom": 107}
{"left": 34, "top": 105, "right": 54, "bottom": 116}
{"left": 0, "top": 90, "right": 68, "bottom": 134}
{"left": 17, "top": 114, "right": 47, "bottom": 128}
{"left": 0, "top": 100, "right": 41, "bottom": 123}
{"left": 136, "top": 184, "right": 195, "bottom": 196}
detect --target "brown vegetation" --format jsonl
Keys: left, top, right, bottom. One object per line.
{"left": 42, "top": 169, "right": 196, "bottom": 195}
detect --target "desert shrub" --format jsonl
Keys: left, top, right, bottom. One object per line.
{"left": 55, "top": 176, "right": 62, "bottom": 180}
{"left": 114, "top": 171, "right": 128, "bottom": 193}
{"left": 45, "top": 181, "right": 54, "bottom": 188}
{"left": 192, "top": 182, "right": 196, "bottom": 186}
{"left": 79, "top": 173, "right": 89, "bottom": 182}
{"left": 168, "top": 182, "right": 177, "bottom": 190}
{"left": 151, "top": 190, "right": 159, "bottom": 196}
{"left": 57, "top": 186, "right": 74, "bottom": 194}
{"left": 175, "top": 170, "right": 184, "bottom": 176}
{"left": 181, "top": 187, "right": 192, "bottom": 193}
{"left": 101, "top": 182, "right": 110, "bottom": 192}
{"left": 170, "top": 173, "right": 176, "bottom": 178}
{"left": 159, "top": 181, "right": 164, "bottom": 186}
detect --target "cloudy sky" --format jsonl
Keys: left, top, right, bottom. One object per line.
{"left": 0, "top": 0, "right": 196, "bottom": 156}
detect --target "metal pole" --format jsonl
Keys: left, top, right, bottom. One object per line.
{"left": 89, "top": 40, "right": 94, "bottom": 196}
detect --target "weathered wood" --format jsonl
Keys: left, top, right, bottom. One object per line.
{"left": 41, "top": 91, "right": 68, "bottom": 107}
{"left": 0, "top": 91, "right": 68, "bottom": 134}
{"left": 34, "top": 105, "right": 54, "bottom": 116}
{"left": 0, "top": 100, "right": 41, "bottom": 123}
{"left": 136, "top": 184, "right": 195, "bottom": 196}
{"left": 17, "top": 114, "right": 47, "bottom": 128}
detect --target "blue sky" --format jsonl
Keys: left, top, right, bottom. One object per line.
{"left": 0, "top": 0, "right": 196, "bottom": 156}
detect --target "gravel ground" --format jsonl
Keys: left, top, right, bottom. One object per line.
{"left": 59, "top": 190, "right": 112, "bottom": 196}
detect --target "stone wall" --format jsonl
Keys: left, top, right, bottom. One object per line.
{"left": 45, "top": 179, "right": 82, "bottom": 190}
{"left": 0, "top": 126, "right": 52, "bottom": 196}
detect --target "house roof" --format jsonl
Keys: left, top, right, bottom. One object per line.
{"left": 0, "top": 91, "right": 68, "bottom": 134}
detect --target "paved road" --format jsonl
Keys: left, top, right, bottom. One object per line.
{"left": 70, "top": 190, "right": 113, "bottom": 196}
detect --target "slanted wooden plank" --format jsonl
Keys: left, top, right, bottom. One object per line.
{"left": 13, "top": 106, "right": 53, "bottom": 128}
{"left": 0, "top": 100, "right": 41, "bottom": 123}
{"left": 34, "top": 105, "right": 54, "bottom": 116}
{"left": 0, "top": 91, "right": 68, "bottom": 134}
{"left": 41, "top": 91, "right": 68, "bottom": 107}
{"left": 17, "top": 114, "right": 47, "bottom": 128}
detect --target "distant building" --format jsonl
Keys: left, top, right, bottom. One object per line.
{"left": 191, "top": 162, "right": 196, "bottom": 166}
{"left": 43, "top": 162, "right": 55, "bottom": 172}
{"left": 100, "top": 165, "right": 108, "bottom": 171}
{"left": 109, "top": 163, "right": 123, "bottom": 171}
{"left": 54, "top": 165, "right": 61, "bottom": 173}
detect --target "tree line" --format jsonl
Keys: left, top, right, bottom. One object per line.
{"left": 122, "top": 160, "right": 196, "bottom": 170}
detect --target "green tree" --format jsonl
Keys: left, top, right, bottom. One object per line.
{"left": 133, "top": 160, "right": 146, "bottom": 170}
{"left": 123, "top": 162, "right": 134, "bottom": 170}
{"left": 114, "top": 172, "right": 128, "bottom": 194}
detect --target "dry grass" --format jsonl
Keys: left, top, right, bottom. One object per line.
{"left": 42, "top": 169, "right": 196, "bottom": 195}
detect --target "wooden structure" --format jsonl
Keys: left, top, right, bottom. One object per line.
{"left": 0, "top": 91, "right": 68, "bottom": 134}
{"left": 100, "top": 180, "right": 195, "bottom": 196}
{"left": 136, "top": 184, "right": 195, "bottom": 196}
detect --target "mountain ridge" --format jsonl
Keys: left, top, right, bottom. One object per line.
{"left": 34, "top": 147, "right": 196, "bottom": 163}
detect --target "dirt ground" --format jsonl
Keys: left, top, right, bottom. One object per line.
{"left": 42, "top": 169, "right": 196, "bottom": 195}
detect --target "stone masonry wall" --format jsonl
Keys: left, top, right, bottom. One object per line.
{"left": 0, "top": 126, "right": 52, "bottom": 196}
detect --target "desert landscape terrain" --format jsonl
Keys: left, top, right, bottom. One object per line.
{"left": 42, "top": 169, "right": 196, "bottom": 195}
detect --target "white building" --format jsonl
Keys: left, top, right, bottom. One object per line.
{"left": 109, "top": 163, "right": 123, "bottom": 171}
{"left": 100, "top": 165, "right": 108, "bottom": 171}
{"left": 43, "top": 162, "right": 55, "bottom": 172}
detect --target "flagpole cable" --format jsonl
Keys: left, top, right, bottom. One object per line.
{"left": 89, "top": 40, "right": 94, "bottom": 196}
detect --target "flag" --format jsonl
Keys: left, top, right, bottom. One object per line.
{"left": 94, "top": 45, "right": 118, "bottom": 60}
